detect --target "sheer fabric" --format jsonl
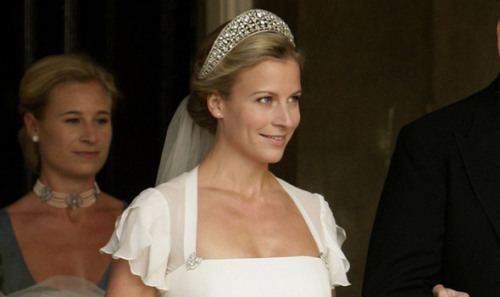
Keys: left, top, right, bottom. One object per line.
{"left": 155, "top": 97, "right": 214, "bottom": 185}
{"left": 102, "top": 167, "right": 350, "bottom": 296}
{"left": 0, "top": 276, "right": 104, "bottom": 297}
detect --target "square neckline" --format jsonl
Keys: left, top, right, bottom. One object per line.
{"left": 182, "top": 166, "right": 325, "bottom": 263}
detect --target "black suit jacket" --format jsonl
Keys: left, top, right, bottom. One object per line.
{"left": 363, "top": 75, "right": 500, "bottom": 297}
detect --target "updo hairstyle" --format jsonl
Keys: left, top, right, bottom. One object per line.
{"left": 188, "top": 26, "right": 303, "bottom": 134}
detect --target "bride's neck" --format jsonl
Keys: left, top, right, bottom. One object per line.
{"left": 199, "top": 148, "right": 272, "bottom": 196}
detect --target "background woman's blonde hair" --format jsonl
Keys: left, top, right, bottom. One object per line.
{"left": 188, "top": 28, "right": 303, "bottom": 134}
{"left": 18, "top": 53, "right": 119, "bottom": 174}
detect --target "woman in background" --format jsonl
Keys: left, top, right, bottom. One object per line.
{"left": 0, "top": 54, "right": 124, "bottom": 296}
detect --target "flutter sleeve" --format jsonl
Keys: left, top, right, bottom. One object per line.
{"left": 101, "top": 188, "right": 171, "bottom": 291}
{"left": 317, "top": 194, "right": 351, "bottom": 287}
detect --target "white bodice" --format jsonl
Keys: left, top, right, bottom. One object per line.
{"left": 102, "top": 167, "right": 349, "bottom": 296}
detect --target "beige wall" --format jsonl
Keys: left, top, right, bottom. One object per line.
{"left": 296, "top": 2, "right": 432, "bottom": 296}
{"left": 257, "top": 1, "right": 500, "bottom": 297}
{"left": 432, "top": 0, "right": 500, "bottom": 107}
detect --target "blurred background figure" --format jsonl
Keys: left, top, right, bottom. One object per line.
{"left": 0, "top": 54, "right": 125, "bottom": 296}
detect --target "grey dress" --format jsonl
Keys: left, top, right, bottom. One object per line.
{"left": 0, "top": 208, "right": 111, "bottom": 295}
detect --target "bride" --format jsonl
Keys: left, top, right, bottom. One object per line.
{"left": 102, "top": 9, "right": 350, "bottom": 297}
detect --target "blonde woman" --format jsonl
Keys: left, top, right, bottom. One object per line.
{"left": 0, "top": 54, "right": 124, "bottom": 296}
{"left": 103, "top": 9, "right": 350, "bottom": 297}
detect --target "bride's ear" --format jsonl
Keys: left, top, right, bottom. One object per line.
{"left": 497, "top": 19, "right": 500, "bottom": 56}
{"left": 207, "top": 92, "right": 224, "bottom": 119}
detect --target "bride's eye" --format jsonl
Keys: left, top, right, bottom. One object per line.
{"left": 288, "top": 95, "right": 301, "bottom": 103}
{"left": 257, "top": 97, "right": 272, "bottom": 104}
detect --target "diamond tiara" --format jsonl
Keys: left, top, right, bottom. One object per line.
{"left": 198, "top": 9, "right": 295, "bottom": 80}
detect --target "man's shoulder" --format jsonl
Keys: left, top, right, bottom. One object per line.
{"left": 402, "top": 76, "right": 498, "bottom": 137}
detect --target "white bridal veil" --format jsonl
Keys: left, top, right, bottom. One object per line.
{"left": 155, "top": 96, "right": 214, "bottom": 185}
{"left": 0, "top": 276, "right": 104, "bottom": 297}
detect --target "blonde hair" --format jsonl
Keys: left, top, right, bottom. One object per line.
{"left": 188, "top": 29, "right": 303, "bottom": 133}
{"left": 18, "top": 53, "right": 119, "bottom": 173}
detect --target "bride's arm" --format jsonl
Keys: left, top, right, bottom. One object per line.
{"left": 105, "top": 259, "right": 156, "bottom": 297}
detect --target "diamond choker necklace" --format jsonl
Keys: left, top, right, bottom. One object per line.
{"left": 33, "top": 179, "right": 100, "bottom": 209}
